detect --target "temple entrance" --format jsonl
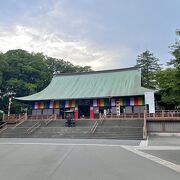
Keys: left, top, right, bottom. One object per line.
{"left": 78, "top": 105, "right": 90, "bottom": 119}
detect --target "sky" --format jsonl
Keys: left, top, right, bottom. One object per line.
{"left": 0, "top": 0, "right": 179, "bottom": 70}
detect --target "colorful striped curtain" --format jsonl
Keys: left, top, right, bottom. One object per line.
{"left": 49, "top": 101, "right": 60, "bottom": 108}
{"left": 65, "top": 100, "right": 77, "bottom": 108}
{"left": 33, "top": 102, "right": 44, "bottom": 109}
{"left": 134, "top": 97, "right": 144, "bottom": 105}
{"left": 32, "top": 97, "right": 145, "bottom": 109}
{"left": 115, "top": 97, "right": 144, "bottom": 106}
{"left": 33, "top": 100, "right": 77, "bottom": 109}
{"left": 93, "top": 99, "right": 110, "bottom": 107}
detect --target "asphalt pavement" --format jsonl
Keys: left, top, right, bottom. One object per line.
{"left": 0, "top": 137, "right": 179, "bottom": 180}
{"left": 148, "top": 135, "right": 180, "bottom": 146}
{"left": 142, "top": 150, "right": 180, "bottom": 166}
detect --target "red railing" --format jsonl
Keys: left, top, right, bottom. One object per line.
{"left": 147, "top": 110, "right": 180, "bottom": 120}
{"left": 103, "top": 110, "right": 180, "bottom": 121}
{"left": 104, "top": 113, "right": 144, "bottom": 120}
{"left": 2, "top": 110, "right": 180, "bottom": 122}
{"left": 3, "top": 113, "right": 27, "bottom": 123}
{"left": 27, "top": 114, "right": 57, "bottom": 121}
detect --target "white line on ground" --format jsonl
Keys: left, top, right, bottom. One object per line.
{"left": 136, "top": 146, "right": 180, "bottom": 150}
{"left": 150, "top": 133, "right": 180, "bottom": 137}
{"left": 122, "top": 145, "right": 180, "bottom": 174}
{"left": 0, "top": 142, "right": 124, "bottom": 147}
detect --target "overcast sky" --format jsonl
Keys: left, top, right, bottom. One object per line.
{"left": 0, "top": 0, "right": 179, "bottom": 70}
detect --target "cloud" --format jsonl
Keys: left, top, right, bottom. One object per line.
{"left": 0, "top": 1, "right": 138, "bottom": 70}
{"left": 0, "top": 25, "right": 136, "bottom": 70}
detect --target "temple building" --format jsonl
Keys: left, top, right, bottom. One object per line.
{"left": 16, "top": 67, "right": 155, "bottom": 119}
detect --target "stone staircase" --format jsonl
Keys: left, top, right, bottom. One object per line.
{"left": 31, "top": 120, "right": 94, "bottom": 138}
{"left": 0, "top": 121, "right": 41, "bottom": 138}
{"left": 92, "top": 120, "right": 143, "bottom": 140}
{"left": 0, "top": 119, "right": 144, "bottom": 139}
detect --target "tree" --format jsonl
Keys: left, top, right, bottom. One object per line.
{"left": 45, "top": 57, "right": 92, "bottom": 74}
{"left": 0, "top": 49, "right": 92, "bottom": 113}
{"left": 135, "top": 50, "right": 161, "bottom": 88}
{"left": 0, "top": 52, "right": 8, "bottom": 86}
{"left": 155, "top": 30, "right": 180, "bottom": 109}
{"left": 155, "top": 68, "right": 178, "bottom": 109}
{"left": 166, "top": 30, "right": 180, "bottom": 107}
{"left": 168, "top": 30, "right": 180, "bottom": 93}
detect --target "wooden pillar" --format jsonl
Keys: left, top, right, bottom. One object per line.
{"left": 74, "top": 107, "right": 78, "bottom": 121}
{"left": 90, "top": 107, "right": 94, "bottom": 120}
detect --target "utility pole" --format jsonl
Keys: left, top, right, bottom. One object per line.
{"left": 0, "top": 89, "right": 16, "bottom": 118}
{"left": 8, "top": 96, "right": 12, "bottom": 117}
{"left": 7, "top": 91, "right": 16, "bottom": 118}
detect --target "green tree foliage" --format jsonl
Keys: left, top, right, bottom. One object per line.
{"left": 155, "top": 68, "right": 179, "bottom": 108}
{"left": 45, "top": 57, "right": 91, "bottom": 74}
{"left": 169, "top": 32, "right": 180, "bottom": 94}
{"left": 156, "top": 32, "right": 180, "bottom": 108}
{"left": 0, "top": 49, "right": 92, "bottom": 113}
{"left": 1, "top": 50, "right": 52, "bottom": 96}
{"left": 0, "top": 52, "right": 8, "bottom": 86}
{"left": 135, "top": 50, "right": 161, "bottom": 88}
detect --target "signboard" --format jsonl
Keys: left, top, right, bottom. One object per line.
{"left": 144, "top": 92, "right": 155, "bottom": 113}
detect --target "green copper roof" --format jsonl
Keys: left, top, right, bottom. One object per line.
{"left": 16, "top": 67, "right": 154, "bottom": 101}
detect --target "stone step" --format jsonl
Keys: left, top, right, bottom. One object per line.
{"left": 101, "top": 120, "right": 143, "bottom": 126}
{"left": 0, "top": 119, "right": 144, "bottom": 140}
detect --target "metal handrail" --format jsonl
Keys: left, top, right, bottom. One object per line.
{"left": 90, "top": 121, "right": 98, "bottom": 134}
{"left": 0, "top": 122, "right": 7, "bottom": 133}
{"left": 27, "top": 122, "right": 41, "bottom": 134}
{"left": 13, "top": 114, "right": 27, "bottom": 128}
{"left": 99, "top": 114, "right": 105, "bottom": 125}
{"left": 44, "top": 114, "right": 55, "bottom": 125}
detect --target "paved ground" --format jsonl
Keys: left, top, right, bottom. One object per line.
{"left": 0, "top": 138, "right": 141, "bottom": 146}
{"left": 0, "top": 137, "right": 179, "bottom": 180}
{"left": 148, "top": 135, "right": 180, "bottom": 146}
{"left": 142, "top": 150, "right": 180, "bottom": 165}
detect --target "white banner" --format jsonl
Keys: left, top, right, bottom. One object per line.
{"left": 144, "top": 92, "right": 155, "bottom": 113}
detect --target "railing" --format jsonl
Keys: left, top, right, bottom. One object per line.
{"left": 147, "top": 110, "right": 180, "bottom": 120}
{"left": 27, "top": 114, "right": 57, "bottom": 121}
{"left": 104, "top": 113, "right": 144, "bottom": 120}
{"left": 0, "top": 122, "right": 7, "bottom": 133}
{"left": 44, "top": 114, "right": 56, "bottom": 125}
{"left": 13, "top": 113, "right": 27, "bottom": 128}
{"left": 3, "top": 113, "right": 27, "bottom": 125}
{"left": 100, "top": 110, "right": 180, "bottom": 121}
{"left": 3, "top": 114, "right": 23, "bottom": 123}
{"left": 27, "top": 122, "right": 41, "bottom": 134}
{"left": 90, "top": 120, "right": 99, "bottom": 134}
{"left": 3, "top": 110, "right": 180, "bottom": 123}
{"left": 99, "top": 114, "right": 105, "bottom": 125}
